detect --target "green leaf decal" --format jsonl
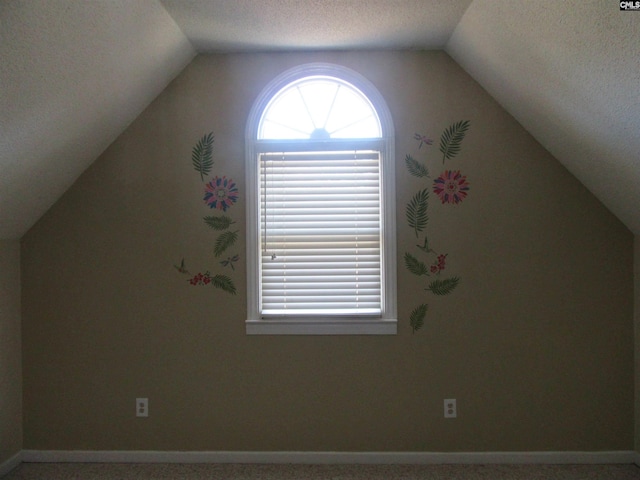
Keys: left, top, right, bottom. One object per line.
{"left": 410, "top": 304, "right": 428, "bottom": 333}
{"left": 210, "top": 274, "right": 237, "bottom": 295}
{"left": 405, "top": 154, "right": 430, "bottom": 178}
{"left": 439, "top": 120, "right": 470, "bottom": 163}
{"left": 214, "top": 230, "right": 238, "bottom": 257}
{"left": 192, "top": 132, "right": 214, "bottom": 181}
{"left": 404, "top": 252, "right": 429, "bottom": 276}
{"left": 204, "top": 215, "right": 235, "bottom": 231}
{"left": 406, "top": 189, "right": 429, "bottom": 238}
{"left": 427, "top": 276, "right": 460, "bottom": 295}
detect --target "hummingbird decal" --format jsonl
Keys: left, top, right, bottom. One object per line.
{"left": 173, "top": 258, "right": 190, "bottom": 275}
{"left": 416, "top": 237, "right": 433, "bottom": 254}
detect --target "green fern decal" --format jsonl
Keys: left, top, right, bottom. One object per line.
{"left": 204, "top": 215, "right": 235, "bottom": 231}
{"left": 211, "top": 274, "right": 237, "bottom": 295}
{"left": 405, "top": 154, "right": 430, "bottom": 178}
{"left": 404, "top": 252, "right": 429, "bottom": 276}
{"left": 439, "top": 120, "right": 470, "bottom": 164}
{"left": 406, "top": 189, "right": 429, "bottom": 238}
{"left": 192, "top": 132, "right": 214, "bottom": 181}
{"left": 214, "top": 230, "right": 238, "bottom": 257}
{"left": 427, "top": 276, "right": 460, "bottom": 295}
{"left": 410, "top": 304, "right": 428, "bottom": 333}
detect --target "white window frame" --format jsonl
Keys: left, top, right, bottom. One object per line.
{"left": 245, "top": 63, "right": 396, "bottom": 335}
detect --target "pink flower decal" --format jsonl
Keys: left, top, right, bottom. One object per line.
{"left": 204, "top": 176, "right": 238, "bottom": 211}
{"left": 433, "top": 170, "right": 469, "bottom": 205}
{"left": 431, "top": 253, "right": 447, "bottom": 274}
{"left": 189, "top": 272, "right": 211, "bottom": 285}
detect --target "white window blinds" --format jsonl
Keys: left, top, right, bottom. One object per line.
{"left": 260, "top": 150, "right": 382, "bottom": 316}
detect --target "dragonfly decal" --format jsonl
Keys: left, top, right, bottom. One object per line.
{"left": 220, "top": 254, "right": 240, "bottom": 270}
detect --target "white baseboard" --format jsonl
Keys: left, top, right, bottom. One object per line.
{"left": 0, "top": 451, "right": 22, "bottom": 477}
{"left": 20, "top": 449, "right": 637, "bottom": 465}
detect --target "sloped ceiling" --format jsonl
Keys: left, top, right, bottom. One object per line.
{"left": 448, "top": 0, "right": 640, "bottom": 235}
{"left": 0, "top": 0, "right": 196, "bottom": 239}
{"left": 159, "top": 0, "right": 473, "bottom": 51}
{"left": 1, "top": 0, "right": 638, "bottom": 239}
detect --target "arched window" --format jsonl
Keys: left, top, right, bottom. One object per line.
{"left": 245, "top": 64, "right": 396, "bottom": 335}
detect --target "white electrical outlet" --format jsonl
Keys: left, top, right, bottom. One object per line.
{"left": 136, "top": 398, "right": 148, "bottom": 417}
{"left": 444, "top": 398, "right": 456, "bottom": 418}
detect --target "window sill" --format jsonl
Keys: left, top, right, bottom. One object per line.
{"left": 245, "top": 318, "right": 397, "bottom": 335}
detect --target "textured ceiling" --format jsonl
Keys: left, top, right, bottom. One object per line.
{"left": 1, "top": 0, "right": 638, "bottom": 239}
{"left": 160, "top": 0, "right": 473, "bottom": 51}
{"left": 448, "top": 0, "right": 640, "bottom": 235}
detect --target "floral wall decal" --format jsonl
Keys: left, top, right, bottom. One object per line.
{"left": 175, "top": 131, "right": 238, "bottom": 295}
{"left": 204, "top": 176, "right": 239, "bottom": 211}
{"left": 405, "top": 121, "right": 471, "bottom": 332}
{"left": 433, "top": 170, "right": 470, "bottom": 205}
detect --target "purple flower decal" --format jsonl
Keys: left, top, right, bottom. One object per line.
{"left": 204, "top": 176, "right": 238, "bottom": 211}
{"left": 433, "top": 170, "right": 469, "bottom": 205}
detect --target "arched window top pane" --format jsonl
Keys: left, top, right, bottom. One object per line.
{"left": 258, "top": 76, "right": 382, "bottom": 140}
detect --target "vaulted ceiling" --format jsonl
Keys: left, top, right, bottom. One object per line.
{"left": 1, "top": 0, "right": 638, "bottom": 239}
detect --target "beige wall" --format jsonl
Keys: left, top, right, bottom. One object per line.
{"left": 636, "top": 236, "right": 639, "bottom": 452}
{"left": 0, "top": 240, "right": 22, "bottom": 464}
{"left": 21, "top": 51, "right": 634, "bottom": 452}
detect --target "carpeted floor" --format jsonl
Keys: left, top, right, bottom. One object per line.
{"left": 3, "top": 463, "right": 640, "bottom": 480}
